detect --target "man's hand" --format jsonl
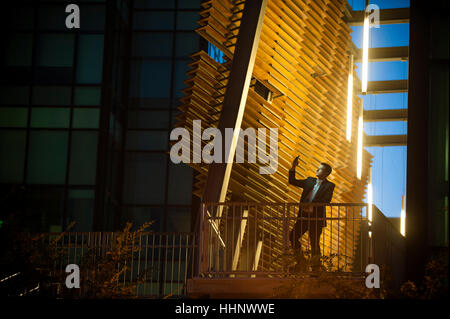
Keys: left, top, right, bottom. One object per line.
{"left": 291, "top": 156, "right": 299, "bottom": 170}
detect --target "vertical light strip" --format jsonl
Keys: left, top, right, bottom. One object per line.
{"left": 357, "top": 104, "right": 364, "bottom": 179}
{"left": 346, "top": 54, "right": 354, "bottom": 142}
{"left": 400, "top": 195, "right": 406, "bottom": 236}
{"left": 361, "top": 4, "right": 370, "bottom": 93}
{"left": 368, "top": 167, "right": 373, "bottom": 223}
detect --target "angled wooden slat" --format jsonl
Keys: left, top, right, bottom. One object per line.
{"left": 354, "top": 46, "right": 409, "bottom": 62}
{"left": 363, "top": 109, "right": 408, "bottom": 122}
{"left": 365, "top": 134, "right": 407, "bottom": 147}
{"left": 346, "top": 8, "right": 410, "bottom": 26}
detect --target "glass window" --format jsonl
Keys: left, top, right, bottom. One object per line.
{"left": 176, "top": 12, "right": 200, "bottom": 30}
{"left": 175, "top": 32, "right": 199, "bottom": 57}
{"left": 73, "top": 108, "right": 100, "bottom": 128}
{"left": 130, "top": 61, "right": 172, "bottom": 98}
{"left": 38, "top": 5, "right": 67, "bottom": 30}
{"left": 77, "top": 35, "right": 104, "bottom": 83}
{"left": 126, "top": 131, "right": 168, "bottom": 151}
{"left": 69, "top": 131, "right": 98, "bottom": 185}
{"left": 133, "top": 12, "right": 174, "bottom": 30}
{"left": 178, "top": 0, "right": 201, "bottom": 9}
{"left": 132, "top": 32, "right": 173, "bottom": 57}
{"left": 166, "top": 207, "right": 191, "bottom": 232}
{"left": 167, "top": 162, "right": 193, "bottom": 205}
{"left": 8, "top": 6, "right": 34, "bottom": 30}
{"left": 67, "top": 189, "right": 95, "bottom": 232}
{"left": 134, "top": 0, "right": 174, "bottom": 9}
{"left": 36, "top": 33, "right": 75, "bottom": 67}
{"left": 31, "top": 107, "right": 70, "bottom": 128}
{"left": 123, "top": 153, "right": 167, "bottom": 205}
{"left": 25, "top": 188, "right": 64, "bottom": 232}
{"left": 0, "top": 108, "right": 28, "bottom": 127}
{"left": 27, "top": 131, "right": 69, "bottom": 184}
{"left": 82, "top": 5, "right": 106, "bottom": 30}
{"left": 127, "top": 110, "right": 169, "bottom": 129}
{"left": 173, "top": 61, "right": 189, "bottom": 98}
{"left": 0, "top": 130, "right": 26, "bottom": 183}
{"left": 5, "top": 33, "right": 33, "bottom": 66}
{"left": 74, "top": 86, "right": 101, "bottom": 105}
{"left": 33, "top": 86, "right": 71, "bottom": 105}
{"left": 0, "top": 86, "right": 30, "bottom": 105}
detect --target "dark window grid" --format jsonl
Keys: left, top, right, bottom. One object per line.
{"left": 126, "top": 107, "right": 179, "bottom": 111}
{"left": 126, "top": 128, "right": 170, "bottom": 132}
{"left": 130, "top": 56, "right": 191, "bottom": 61}
{"left": 121, "top": 204, "right": 192, "bottom": 208}
{"left": 131, "top": 29, "right": 198, "bottom": 33}
{"left": 124, "top": 150, "right": 170, "bottom": 153}
{"left": 64, "top": 29, "right": 77, "bottom": 230}
{"left": 12, "top": 184, "right": 97, "bottom": 189}
{"left": 132, "top": 8, "right": 199, "bottom": 12}
{"left": 22, "top": 2, "right": 39, "bottom": 186}
{"left": 0, "top": 127, "right": 99, "bottom": 132}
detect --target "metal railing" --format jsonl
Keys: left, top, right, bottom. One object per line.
{"left": 42, "top": 232, "right": 196, "bottom": 298}
{"left": 199, "top": 202, "right": 372, "bottom": 277}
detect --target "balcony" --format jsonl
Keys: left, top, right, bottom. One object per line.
{"left": 187, "top": 202, "right": 405, "bottom": 298}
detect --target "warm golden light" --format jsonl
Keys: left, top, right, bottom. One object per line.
{"left": 368, "top": 167, "right": 373, "bottom": 223}
{"left": 401, "top": 195, "right": 406, "bottom": 236}
{"left": 357, "top": 105, "right": 364, "bottom": 179}
{"left": 362, "top": 10, "right": 370, "bottom": 93}
{"left": 346, "top": 54, "right": 354, "bottom": 142}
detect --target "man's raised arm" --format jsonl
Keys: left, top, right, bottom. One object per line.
{"left": 288, "top": 156, "right": 307, "bottom": 188}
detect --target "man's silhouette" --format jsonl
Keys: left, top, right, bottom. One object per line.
{"left": 288, "top": 156, "right": 335, "bottom": 260}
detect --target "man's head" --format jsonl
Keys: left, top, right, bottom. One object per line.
{"left": 316, "top": 163, "right": 332, "bottom": 180}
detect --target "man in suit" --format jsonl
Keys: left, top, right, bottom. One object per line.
{"left": 288, "top": 156, "right": 335, "bottom": 259}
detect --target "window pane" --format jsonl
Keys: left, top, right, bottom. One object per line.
{"left": 33, "top": 86, "right": 71, "bottom": 105}
{"left": 167, "top": 162, "right": 193, "bottom": 205}
{"left": 134, "top": 0, "right": 174, "bottom": 9}
{"left": 25, "top": 188, "right": 64, "bottom": 232}
{"left": 38, "top": 5, "right": 67, "bottom": 30}
{"left": 69, "top": 131, "right": 98, "bottom": 185}
{"left": 123, "top": 153, "right": 167, "bottom": 205}
{"left": 133, "top": 12, "right": 174, "bottom": 30}
{"left": 175, "top": 32, "right": 199, "bottom": 57}
{"left": 126, "top": 131, "right": 168, "bottom": 151}
{"left": 132, "top": 33, "right": 173, "bottom": 57}
{"left": 173, "top": 61, "right": 189, "bottom": 98}
{"left": 73, "top": 108, "right": 100, "bottom": 128}
{"left": 77, "top": 35, "right": 104, "bottom": 84}
{"left": 0, "top": 130, "right": 26, "bottom": 183}
{"left": 36, "top": 33, "right": 75, "bottom": 67}
{"left": 5, "top": 33, "right": 33, "bottom": 66}
{"left": 30, "top": 107, "right": 70, "bottom": 128}
{"left": 82, "top": 5, "right": 106, "bottom": 30}
{"left": 67, "top": 190, "right": 94, "bottom": 232}
{"left": 130, "top": 61, "right": 172, "bottom": 98}
{"left": 127, "top": 110, "right": 169, "bottom": 129}
{"left": 179, "top": 0, "right": 201, "bottom": 9}
{"left": 27, "top": 131, "right": 69, "bottom": 184}
{"left": 0, "top": 86, "right": 29, "bottom": 105}
{"left": 176, "top": 12, "right": 200, "bottom": 30}
{"left": 74, "top": 87, "right": 101, "bottom": 105}
{"left": 0, "top": 108, "right": 28, "bottom": 127}
{"left": 8, "top": 6, "right": 34, "bottom": 30}
{"left": 166, "top": 207, "right": 191, "bottom": 232}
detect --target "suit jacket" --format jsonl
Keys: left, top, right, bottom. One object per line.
{"left": 288, "top": 169, "right": 335, "bottom": 227}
